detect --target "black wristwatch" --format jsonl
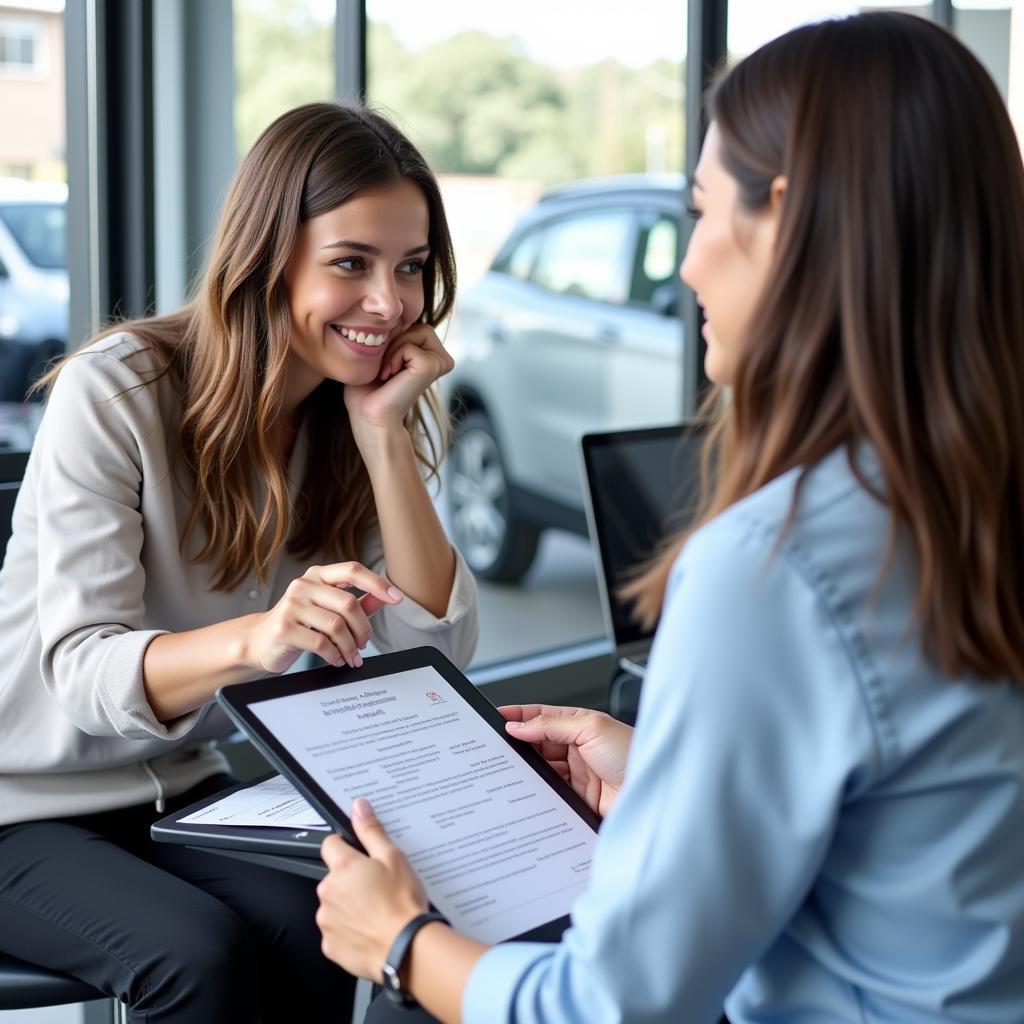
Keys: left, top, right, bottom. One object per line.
{"left": 381, "top": 910, "right": 449, "bottom": 1007}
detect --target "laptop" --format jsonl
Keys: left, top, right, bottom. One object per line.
{"left": 579, "top": 422, "right": 705, "bottom": 682}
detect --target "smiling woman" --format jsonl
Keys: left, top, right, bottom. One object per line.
{"left": 0, "top": 103, "right": 476, "bottom": 1023}
{"left": 285, "top": 179, "right": 432, "bottom": 392}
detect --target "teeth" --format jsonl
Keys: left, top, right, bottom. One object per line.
{"left": 337, "top": 325, "right": 386, "bottom": 347}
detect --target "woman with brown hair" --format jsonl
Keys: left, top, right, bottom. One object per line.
{"left": 0, "top": 102, "right": 477, "bottom": 1021}
{"left": 315, "top": 13, "right": 1024, "bottom": 1023}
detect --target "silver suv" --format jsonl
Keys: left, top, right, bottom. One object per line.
{"left": 445, "top": 174, "right": 686, "bottom": 582}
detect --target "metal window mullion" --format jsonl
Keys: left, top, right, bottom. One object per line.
{"left": 335, "top": 0, "right": 366, "bottom": 103}
{"left": 105, "top": 0, "right": 155, "bottom": 320}
{"left": 65, "top": 0, "right": 156, "bottom": 340}
{"left": 682, "top": 0, "right": 727, "bottom": 415}
{"left": 65, "top": 0, "right": 108, "bottom": 345}
{"left": 932, "top": 0, "right": 954, "bottom": 29}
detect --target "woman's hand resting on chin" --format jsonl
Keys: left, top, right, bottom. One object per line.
{"left": 344, "top": 324, "right": 454, "bottom": 444}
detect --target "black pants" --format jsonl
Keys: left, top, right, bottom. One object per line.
{"left": 0, "top": 774, "right": 354, "bottom": 1023}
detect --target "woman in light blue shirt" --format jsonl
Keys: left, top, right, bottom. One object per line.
{"left": 315, "top": 13, "right": 1024, "bottom": 1022}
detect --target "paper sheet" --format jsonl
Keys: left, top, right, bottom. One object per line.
{"left": 178, "top": 774, "right": 330, "bottom": 830}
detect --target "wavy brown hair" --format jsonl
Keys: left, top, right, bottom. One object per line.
{"left": 44, "top": 103, "right": 456, "bottom": 590}
{"left": 628, "top": 13, "right": 1024, "bottom": 682}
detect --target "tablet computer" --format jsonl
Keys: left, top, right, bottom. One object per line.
{"left": 216, "top": 646, "right": 601, "bottom": 945}
{"left": 151, "top": 773, "right": 329, "bottom": 860}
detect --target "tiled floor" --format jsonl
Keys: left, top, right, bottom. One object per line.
{"left": 473, "top": 528, "right": 603, "bottom": 665}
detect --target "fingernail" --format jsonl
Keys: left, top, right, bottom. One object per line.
{"left": 353, "top": 653, "right": 363, "bottom": 668}
{"left": 387, "top": 585, "right": 403, "bottom": 601}
{"left": 506, "top": 721, "right": 523, "bottom": 731}
{"left": 352, "top": 797, "right": 373, "bottom": 819}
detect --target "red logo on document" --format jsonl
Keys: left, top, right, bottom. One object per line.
{"left": 426, "top": 691, "right": 446, "bottom": 705}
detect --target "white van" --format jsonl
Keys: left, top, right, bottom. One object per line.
{"left": 0, "top": 177, "right": 69, "bottom": 402}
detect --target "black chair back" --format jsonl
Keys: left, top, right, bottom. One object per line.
{"left": 0, "top": 449, "right": 27, "bottom": 556}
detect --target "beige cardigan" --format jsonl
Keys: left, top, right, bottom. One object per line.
{"left": 0, "top": 334, "right": 478, "bottom": 825}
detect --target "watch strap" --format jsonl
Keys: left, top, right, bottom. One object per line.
{"left": 381, "top": 910, "right": 449, "bottom": 1007}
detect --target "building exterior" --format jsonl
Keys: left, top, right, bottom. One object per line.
{"left": 0, "top": 0, "right": 65, "bottom": 180}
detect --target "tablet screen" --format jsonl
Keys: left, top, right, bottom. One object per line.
{"left": 246, "top": 664, "right": 597, "bottom": 944}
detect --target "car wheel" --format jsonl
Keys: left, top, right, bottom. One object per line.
{"left": 448, "top": 411, "right": 540, "bottom": 582}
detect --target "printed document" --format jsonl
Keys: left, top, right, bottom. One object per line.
{"left": 179, "top": 774, "right": 330, "bottom": 830}
{"left": 250, "top": 666, "right": 596, "bottom": 943}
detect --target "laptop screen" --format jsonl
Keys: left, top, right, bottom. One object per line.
{"left": 580, "top": 424, "right": 705, "bottom": 651}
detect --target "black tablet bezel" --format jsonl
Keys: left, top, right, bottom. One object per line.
{"left": 150, "top": 773, "right": 328, "bottom": 859}
{"left": 216, "top": 645, "right": 602, "bottom": 943}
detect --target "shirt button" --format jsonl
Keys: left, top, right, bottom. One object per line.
{"left": 247, "top": 588, "right": 259, "bottom": 600}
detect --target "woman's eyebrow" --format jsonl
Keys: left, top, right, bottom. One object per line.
{"left": 320, "top": 240, "right": 431, "bottom": 257}
{"left": 691, "top": 175, "right": 706, "bottom": 194}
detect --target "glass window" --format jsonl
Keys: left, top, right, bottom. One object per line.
{"left": 531, "top": 211, "right": 633, "bottom": 303}
{"left": 727, "top": 1, "right": 932, "bottom": 60}
{"left": 0, "top": 3, "right": 66, "bottom": 422}
{"left": 953, "top": 2, "right": 1013, "bottom": 104}
{"left": 368, "top": 1, "right": 686, "bottom": 667}
{"left": 497, "top": 228, "right": 544, "bottom": 282}
{"left": 233, "top": 0, "right": 334, "bottom": 156}
{"left": 631, "top": 212, "right": 679, "bottom": 310}
{"left": 0, "top": 201, "right": 66, "bottom": 269}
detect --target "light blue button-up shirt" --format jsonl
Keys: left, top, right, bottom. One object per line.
{"left": 463, "top": 447, "right": 1024, "bottom": 1023}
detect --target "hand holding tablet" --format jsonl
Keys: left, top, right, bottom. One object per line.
{"left": 217, "top": 647, "right": 602, "bottom": 944}
{"left": 501, "top": 704, "right": 633, "bottom": 819}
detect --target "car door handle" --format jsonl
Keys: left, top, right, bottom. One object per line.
{"left": 595, "top": 325, "right": 620, "bottom": 345}
{"left": 486, "top": 322, "right": 507, "bottom": 344}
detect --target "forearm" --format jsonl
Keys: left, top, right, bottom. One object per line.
{"left": 403, "top": 923, "right": 488, "bottom": 1024}
{"left": 362, "top": 428, "right": 456, "bottom": 618}
{"left": 143, "top": 614, "right": 262, "bottom": 722}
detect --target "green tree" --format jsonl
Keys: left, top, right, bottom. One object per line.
{"left": 232, "top": 13, "right": 685, "bottom": 186}
{"left": 234, "top": 0, "right": 334, "bottom": 158}
{"left": 367, "top": 22, "right": 683, "bottom": 185}
{"left": 370, "top": 29, "right": 568, "bottom": 178}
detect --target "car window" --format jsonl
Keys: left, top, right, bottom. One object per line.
{"left": 530, "top": 209, "right": 633, "bottom": 304}
{"left": 495, "top": 227, "right": 543, "bottom": 281}
{"left": 0, "top": 203, "right": 67, "bottom": 270}
{"left": 630, "top": 212, "right": 680, "bottom": 311}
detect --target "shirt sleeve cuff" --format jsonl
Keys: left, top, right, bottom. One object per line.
{"left": 385, "top": 547, "right": 477, "bottom": 631}
{"left": 463, "top": 942, "right": 554, "bottom": 1024}
{"left": 94, "top": 628, "right": 204, "bottom": 740}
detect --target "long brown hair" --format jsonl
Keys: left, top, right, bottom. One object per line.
{"left": 45, "top": 103, "right": 456, "bottom": 590}
{"left": 629, "top": 13, "right": 1024, "bottom": 682}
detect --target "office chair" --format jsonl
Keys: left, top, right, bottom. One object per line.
{"left": 0, "top": 448, "right": 28, "bottom": 554}
{"left": 0, "top": 952, "right": 125, "bottom": 1022}
{"left": 0, "top": 448, "right": 126, "bottom": 1022}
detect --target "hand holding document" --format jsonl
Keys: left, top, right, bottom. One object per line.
{"left": 178, "top": 774, "right": 330, "bottom": 830}
{"left": 247, "top": 664, "right": 597, "bottom": 943}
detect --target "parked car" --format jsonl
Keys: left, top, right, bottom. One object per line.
{"left": 444, "top": 173, "right": 687, "bottom": 582}
{"left": 0, "top": 177, "right": 69, "bottom": 403}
